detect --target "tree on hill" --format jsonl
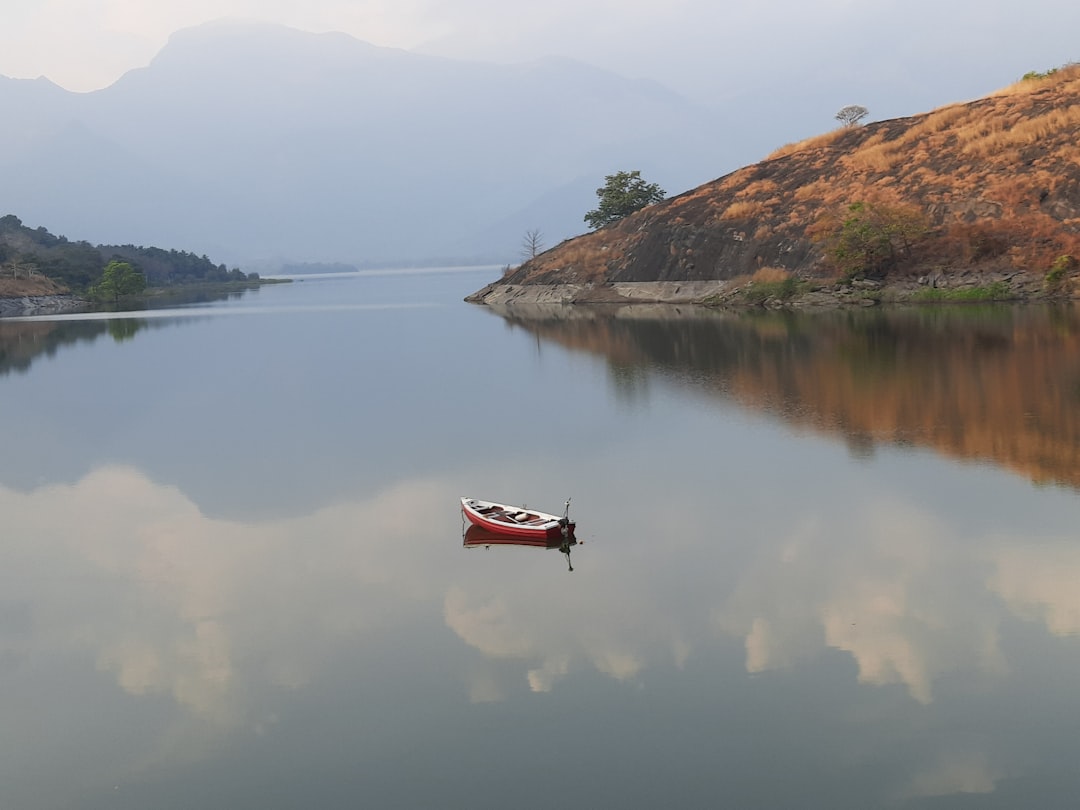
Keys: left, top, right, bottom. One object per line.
{"left": 585, "top": 170, "right": 666, "bottom": 230}
{"left": 835, "top": 105, "right": 869, "bottom": 128}
{"left": 521, "top": 228, "right": 544, "bottom": 261}
{"left": 89, "top": 260, "right": 146, "bottom": 304}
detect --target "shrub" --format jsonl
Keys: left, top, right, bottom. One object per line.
{"left": 911, "top": 282, "right": 1011, "bottom": 302}
{"left": 741, "top": 271, "right": 805, "bottom": 305}
{"left": 1022, "top": 67, "right": 1059, "bottom": 81}
{"left": 811, "top": 201, "right": 930, "bottom": 280}
{"left": 1046, "top": 254, "right": 1076, "bottom": 285}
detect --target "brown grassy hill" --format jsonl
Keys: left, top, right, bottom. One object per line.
{"left": 477, "top": 65, "right": 1080, "bottom": 304}
{"left": 0, "top": 273, "right": 68, "bottom": 298}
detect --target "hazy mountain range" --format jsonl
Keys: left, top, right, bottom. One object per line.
{"left": 0, "top": 20, "right": 752, "bottom": 270}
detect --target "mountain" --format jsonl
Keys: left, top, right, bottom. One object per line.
{"left": 0, "top": 20, "right": 728, "bottom": 268}
{"left": 473, "top": 66, "right": 1080, "bottom": 305}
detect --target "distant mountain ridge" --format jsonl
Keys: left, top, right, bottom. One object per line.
{"left": 473, "top": 65, "right": 1080, "bottom": 305}
{"left": 0, "top": 20, "right": 726, "bottom": 268}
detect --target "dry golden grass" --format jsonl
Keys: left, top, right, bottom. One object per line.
{"left": 0, "top": 274, "right": 67, "bottom": 296}
{"left": 918, "top": 104, "right": 970, "bottom": 133}
{"left": 751, "top": 267, "right": 791, "bottom": 283}
{"left": 962, "top": 105, "right": 1080, "bottom": 157}
{"left": 720, "top": 200, "right": 767, "bottom": 220}
{"left": 793, "top": 181, "right": 829, "bottom": 201}
{"left": 739, "top": 179, "right": 779, "bottom": 197}
{"left": 842, "top": 141, "right": 905, "bottom": 173}
{"left": 991, "top": 62, "right": 1080, "bottom": 97}
{"left": 767, "top": 129, "right": 846, "bottom": 160}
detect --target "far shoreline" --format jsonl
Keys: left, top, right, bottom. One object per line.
{"left": 0, "top": 278, "right": 290, "bottom": 319}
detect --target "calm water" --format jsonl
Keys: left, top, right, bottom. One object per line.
{"left": 2, "top": 270, "right": 1080, "bottom": 809}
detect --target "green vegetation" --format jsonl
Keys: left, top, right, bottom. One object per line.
{"left": 585, "top": 170, "right": 666, "bottom": 230}
{"left": 910, "top": 282, "right": 1011, "bottom": 302}
{"left": 741, "top": 276, "right": 807, "bottom": 305}
{"left": 0, "top": 214, "right": 259, "bottom": 293}
{"left": 1046, "top": 254, "right": 1076, "bottom": 286}
{"left": 813, "top": 201, "right": 929, "bottom": 280}
{"left": 88, "top": 260, "right": 146, "bottom": 304}
{"left": 1022, "top": 62, "right": 1078, "bottom": 81}
{"left": 1023, "top": 67, "right": 1061, "bottom": 81}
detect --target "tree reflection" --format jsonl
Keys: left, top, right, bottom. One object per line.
{"left": 490, "top": 302, "right": 1080, "bottom": 489}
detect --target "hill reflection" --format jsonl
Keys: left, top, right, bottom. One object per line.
{"left": 490, "top": 302, "right": 1080, "bottom": 489}
{"left": 0, "top": 318, "right": 158, "bottom": 376}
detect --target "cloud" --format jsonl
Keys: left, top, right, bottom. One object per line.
{"left": 716, "top": 499, "right": 1006, "bottom": 704}
{"left": 902, "top": 751, "right": 1002, "bottom": 799}
{"left": 989, "top": 543, "right": 1080, "bottom": 636}
{"left": 0, "top": 466, "right": 454, "bottom": 728}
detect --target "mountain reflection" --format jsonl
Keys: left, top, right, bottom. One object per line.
{"left": 490, "top": 302, "right": 1080, "bottom": 489}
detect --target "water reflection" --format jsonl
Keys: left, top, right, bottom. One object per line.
{"left": 463, "top": 524, "right": 578, "bottom": 571}
{"left": 4, "top": 449, "right": 1080, "bottom": 804}
{"left": 488, "top": 302, "right": 1080, "bottom": 490}
{"left": 0, "top": 318, "right": 179, "bottom": 375}
{"left": 0, "top": 319, "right": 136, "bottom": 376}
{"left": 6, "top": 283, "right": 1080, "bottom": 806}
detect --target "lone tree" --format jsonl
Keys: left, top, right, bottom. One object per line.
{"left": 521, "top": 228, "right": 544, "bottom": 261}
{"left": 90, "top": 260, "right": 146, "bottom": 304}
{"left": 585, "top": 170, "right": 665, "bottom": 230}
{"left": 835, "top": 105, "right": 869, "bottom": 128}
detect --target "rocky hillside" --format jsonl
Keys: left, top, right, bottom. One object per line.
{"left": 470, "top": 65, "right": 1080, "bottom": 306}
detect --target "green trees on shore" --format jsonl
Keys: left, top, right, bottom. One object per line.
{"left": 0, "top": 214, "right": 256, "bottom": 292}
{"left": 89, "top": 261, "right": 146, "bottom": 304}
{"left": 585, "top": 171, "right": 666, "bottom": 230}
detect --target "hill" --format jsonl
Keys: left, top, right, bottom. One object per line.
{"left": 0, "top": 214, "right": 255, "bottom": 296}
{"left": 0, "top": 21, "right": 725, "bottom": 269}
{"left": 470, "top": 65, "right": 1080, "bottom": 307}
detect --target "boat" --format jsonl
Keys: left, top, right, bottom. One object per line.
{"left": 460, "top": 497, "right": 575, "bottom": 540}
{"left": 463, "top": 524, "right": 577, "bottom": 549}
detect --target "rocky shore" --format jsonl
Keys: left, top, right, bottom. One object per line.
{"left": 466, "top": 268, "right": 1073, "bottom": 309}
{"left": 0, "top": 294, "right": 89, "bottom": 318}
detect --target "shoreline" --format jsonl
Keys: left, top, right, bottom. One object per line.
{"left": 0, "top": 294, "right": 90, "bottom": 318}
{"left": 0, "top": 280, "right": 289, "bottom": 319}
{"left": 465, "top": 269, "right": 1076, "bottom": 309}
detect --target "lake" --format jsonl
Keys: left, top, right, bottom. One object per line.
{"left": 2, "top": 268, "right": 1080, "bottom": 809}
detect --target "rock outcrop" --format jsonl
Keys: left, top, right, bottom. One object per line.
{"left": 469, "top": 65, "right": 1080, "bottom": 307}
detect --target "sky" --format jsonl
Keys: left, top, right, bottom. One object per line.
{"left": 4, "top": 0, "right": 1079, "bottom": 117}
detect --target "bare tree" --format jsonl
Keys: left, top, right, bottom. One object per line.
{"left": 4, "top": 259, "right": 36, "bottom": 279}
{"left": 521, "top": 228, "right": 544, "bottom": 261}
{"left": 835, "top": 105, "right": 869, "bottom": 128}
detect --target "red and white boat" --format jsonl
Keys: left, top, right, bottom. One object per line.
{"left": 460, "top": 497, "right": 575, "bottom": 540}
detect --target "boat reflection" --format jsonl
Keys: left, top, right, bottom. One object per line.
{"left": 463, "top": 524, "right": 579, "bottom": 571}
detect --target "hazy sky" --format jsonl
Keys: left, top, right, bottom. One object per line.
{"left": 3, "top": 0, "right": 1079, "bottom": 114}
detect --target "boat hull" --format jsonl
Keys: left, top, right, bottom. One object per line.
{"left": 461, "top": 497, "right": 575, "bottom": 540}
